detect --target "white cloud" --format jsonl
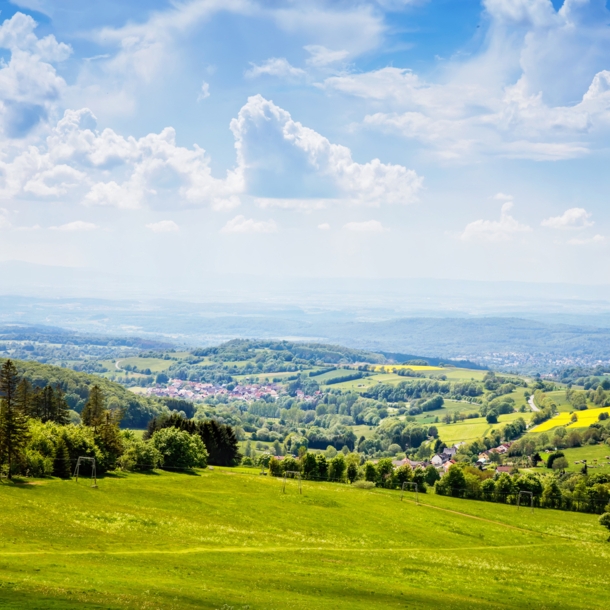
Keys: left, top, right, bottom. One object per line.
{"left": 0, "top": 12, "right": 71, "bottom": 61}
{"left": 0, "top": 107, "right": 243, "bottom": 210}
{"left": 256, "top": 198, "right": 327, "bottom": 210}
{"left": 318, "top": 222, "right": 330, "bottom": 230}
{"left": 323, "top": 1, "right": 610, "bottom": 161}
{"left": 0, "top": 12, "right": 72, "bottom": 139}
{"left": 221, "top": 215, "right": 278, "bottom": 234}
{"left": 197, "top": 81, "right": 210, "bottom": 101}
{"left": 460, "top": 201, "right": 532, "bottom": 242}
{"left": 50, "top": 220, "right": 98, "bottom": 231}
{"left": 245, "top": 58, "right": 305, "bottom": 79}
{"left": 541, "top": 207, "right": 593, "bottom": 229}
{"left": 304, "top": 45, "right": 349, "bottom": 67}
{"left": 567, "top": 234, "right": 605, "bottom": 246}
{"left": 230, "top": 95, "right": 422, "bottom": 206}
{"left": 344, "top": 220, "right": 386, "bottom": 233}
{"left": 145, "top": 220, "right": 179, "bottom": 233}
{"left": 494, "top": 192, "right": 513, "bottom": 201}
{"left": 269, "top": 3, "right": 384, "bottom": 58}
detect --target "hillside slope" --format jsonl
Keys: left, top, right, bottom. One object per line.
{"left": 0, "top": 469, "right": 607, "bottom": 609}
{"left": 1, "top": 358, "right": 165, "bottom": 427}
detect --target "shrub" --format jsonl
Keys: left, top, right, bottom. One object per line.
{"left": 25, "top": 449, "right": 53, "bottom": 477}
{"left": 119, "top": 440, "right": 163, "bottom": 471}
{"left": 351, "top": 480, "right": 375, "bottom": 489}
{"left": 151, "top": 428, "right": 208, "bottom": 470}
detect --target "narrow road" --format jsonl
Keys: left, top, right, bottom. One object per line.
{"left": 115, "top": 360, "right": 122, "bottom": 371}
{"left": 528, "top": 395, "right": 540, "bottom": 412}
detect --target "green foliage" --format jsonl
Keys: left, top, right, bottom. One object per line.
{"left": 2, "top": 358, "right": 165, "bottom": 428}
{"left": 53, "top": 438, "right": 72, "bottom": 479}
{"left": 0, "top": 360, "right": 29, "bottom": 478}
{"left": 151, "top": 428, "right": 208, "bottom": 470}
{"left": 328, "top": 454, "right": 346, "bottom": 481}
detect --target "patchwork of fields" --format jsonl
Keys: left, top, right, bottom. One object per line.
{"left": 0, "top": 470, "right": 608, "bottom": 609}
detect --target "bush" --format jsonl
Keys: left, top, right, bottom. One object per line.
{"left": 24, "top": 449, "right": 53, "bottom": 477}
{"left": 351, "top": 480, "right": 375, "bottom": 489}
{"left": 119, "top": 440, "right": 164, "bottom": 471}
{"left": 151, "top": 428, "right": 208, "bottom": 470}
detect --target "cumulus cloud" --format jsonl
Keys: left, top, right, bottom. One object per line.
{"left": 221, "top": 215, "right": 278, "bottom": 234}
{"left": 323, "top": 1, "right": 610, "bottom": 160}
{"left": 460, "top": 201, "right": 532, "bottom": 242}
{"left": 245, "top": 58, "right": 305, "bottom": 79}
{"left": 541, "top": 207, "right": 593, "bottom": 229}
{"left": 344, "top": 220, "right": 386, "bottom": 232}
{"left": 230, "top": 94, "right": 422, "bottom": 206}
{"left": 0, "top": 107, "right": 243, "bottom": 210}
{"left": 0, "top": 12, "right": 72, "bottom": 139}
{"left": 50, "top": 220, "right": 98, "bottom": 231}
{"left": 567, "top": 234, "right": 605, "bottom": 246}
{"left": 145, "top": 220, "right": 179, "bottom": 233}
{"left": 318, "top": 222, "right": 331, "bottom": 230}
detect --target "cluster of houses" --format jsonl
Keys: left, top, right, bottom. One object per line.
{"left": 391, "top": 441, "right": 515, "bottom": 474}
{"left": 146, "top": 379, "right": 281, "bottom": 403}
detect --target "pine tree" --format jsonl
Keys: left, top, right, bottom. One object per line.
{"left": 0, "top": 360, "right": 29, "bottom": 479}
{"left": 82, "top": 385, "right": 104, "bottom": 430}
{"left": 95, "top": 410, "right": 124, "bottom": 470}
{"left": 15, "top": 378, "right": 34, "bottom": 417}
{"left": 52, "top": 386, "right": 70, "bottom": 425}
{"left": 53, "top": 437, "right": 72, "bottom": 479}
{"left": 39, "top": 386, "right": 55, "bottom": 422}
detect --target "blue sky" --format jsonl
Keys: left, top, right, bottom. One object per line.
{"left": 0, "top": 0, "right": 609, "bottom": 293}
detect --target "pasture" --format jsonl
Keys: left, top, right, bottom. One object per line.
{"left": 539, "top": 444, "right": 610, "bottom": 474}
{"left": 1, "top": 469, "right": 609, "bottom": 609}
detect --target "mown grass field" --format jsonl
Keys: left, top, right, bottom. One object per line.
{"left": 1, "top": 469, "right": 609, "bottom": 609}
{"left": 435, "top": 412, "right": 532, "bottom": 445}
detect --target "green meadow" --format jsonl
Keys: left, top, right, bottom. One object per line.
{"left": 539, "top": 444, "right": 610, "bottom": 474}
{"left": 1, "top": 469, "right": 609, "bottom": 609}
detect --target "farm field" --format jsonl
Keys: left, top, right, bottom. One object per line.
{"left": 544, "top": 390, "right": 576, "bottom": 413}
{"left": 369, "top": 364, "right": 444, "bottom": 372}
{"left": 1, "top": 469, "right": 609, "bottom": 609}
{"left": 99, "top": 357, "right": 173, "bottom": 374}
{"left": 539, "top": 444, "right": 610, "bottom": 474}
{"left": 435, "top": 412, "right": 532, "bottom": 445}
{"left": 533, "top": 406, "right": 610, "bottom": 433}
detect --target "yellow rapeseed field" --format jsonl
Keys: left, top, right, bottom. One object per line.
{"left": 533, "top": 405, "right": 610, "bottom": 432}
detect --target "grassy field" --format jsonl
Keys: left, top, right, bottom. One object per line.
{"left": 370, "top": 364, "right": 444, "bottom": 372}
{"left": 533, "top": 406, "right": 610, "bottom": 433}
{"left": 544, "top": 390, "right": 576, "bottom": 413}
{"left": 1, "top": 469, "right": 610, "bottom": 609}
{"left": 539, "top": 444, "right": 610, "bottom": 474}
{"left": 99, "top": 357, "right": 173, "bottom": 375}
{"left": 435, "top": 412, "right": 532, "bottom": 445}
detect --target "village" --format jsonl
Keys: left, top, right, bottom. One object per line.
{"left": 145, "top": 378, "right": 282, "bottom": 402}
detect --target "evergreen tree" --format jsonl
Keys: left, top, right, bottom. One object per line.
{"left": 53, "top": 437, "right": 72, "bottom": 479}
{"left": 95, "top": 410, "right": 124, "bottom": 470}
{"left": 0, "top": 360, "right": 29, "bottom": 479}
{"left": 38, "top": 386, "right": 55, "bottom": 422}
{"left": 15, "top": 378, "right": 34, "bottom": 417}
{"left": 82, "top": 385, "right": 105, "bottom": 430}
{"left": 52, "top": 386, "right": 70, "bottom": 425}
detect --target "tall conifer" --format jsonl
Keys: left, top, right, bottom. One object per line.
{"left": 82, "top": 385, "right": 104, "bottom": 431}
{"left": 0, "top": 360, "right": 28, "bottom": 479}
